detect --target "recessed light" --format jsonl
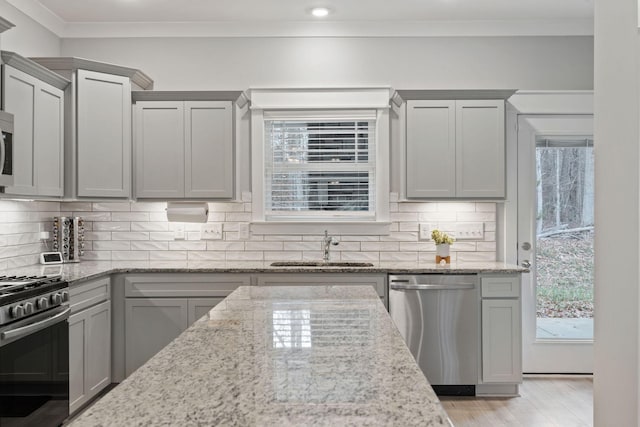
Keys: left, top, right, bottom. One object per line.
{"left": 311, "top": 7, "right": 330, "bottom": 18}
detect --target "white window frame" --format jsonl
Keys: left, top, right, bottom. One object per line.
{"left": 250, "top": 88, "right": 391, "bottom": 235}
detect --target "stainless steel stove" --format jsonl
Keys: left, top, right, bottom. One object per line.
{"left": 0, "top": 273, "right": 70, "bottom": 426}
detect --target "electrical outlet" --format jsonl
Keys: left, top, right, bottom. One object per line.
{"left": 238, "top": 223, "right": 250, "bottom": 240}
{"left": 419, "top": 223, "right": 435, "bottom": 240}
{"left": 200, "top": 223, "right": 223, "bottom": 240}
{"left": 174, "top": 224, "right": 185, "bottom": 240}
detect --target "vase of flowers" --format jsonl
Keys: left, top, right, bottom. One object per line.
{"left": 431, "top": 229, "right": 454, "bottom": 264}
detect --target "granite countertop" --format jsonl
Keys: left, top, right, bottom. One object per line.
{"left": 3, "top": 260, "right": 526, "bottom": 287}
{"left": 69, "top": 285, "right": 450, "bottom": 426}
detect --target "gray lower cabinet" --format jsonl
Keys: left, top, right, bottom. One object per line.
{"left": 479, "top": 275, "right": 522, "bottom": 388}
{"left": 122, "top": 274, "right": 250, "bottom": 377}
{"left": 69, "top": 277, "right": 111, "bottom": 414}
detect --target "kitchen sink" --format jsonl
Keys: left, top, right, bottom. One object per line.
{"left": 270, "top": 261, "right": 374, "bottom": 267}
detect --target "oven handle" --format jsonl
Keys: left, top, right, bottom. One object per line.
{"left": 390, "top": 283, "right": 475, "bottom": 291}
{"left": 0, "top": 129, "right": 6, "bottom": 176}
{"left": 1, "top": 307, "right": 70, "bottom": 342}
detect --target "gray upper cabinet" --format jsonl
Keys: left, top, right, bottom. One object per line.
{"left": 76, "top": 70, "right": 131, "bottom": 198}
{"left": 30, "top": 57, "right": 153, "bottom": 199}
{"left": 1, "top": 52, "right": 68, "bottom": 197}
{"left": 406, "top": 98, "right": 506, "bottom": 199}
{"left": 134, "top": 99, "right": 233, "bottom": 199}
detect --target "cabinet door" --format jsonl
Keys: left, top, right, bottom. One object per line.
{"left": 34, "top": 84, "right": 64, "bottom": 196}
{"left": 77, "top": 69, "right": 131, "bottom": 198}
{"left": 456, "top": 100, "right": 505, "bottom": 198}
{"left": 188, "top": 297, "right": 224, "bottom": 324}
{"left": 406, "top": 100, "right": 456, "bottom": 198}
{"left": 3, "top": 65, "right": 37, "bottom": 195}
{"left": 86, "top": 301, "right": 111, "bottom": 398}
{"left": 481, "top": 299, "right": 522, "bottom": 383}
{"left": 125, "top": 298, "right": 188, "bottom": 376}
{"left": 134, "top": 101, "right": 185, "bottom": 198}
{"left": 185, "top": 101, "right": 233, "bottom": 198}
{"left": 69, "top": 310, "right": 87, "bottom": 413}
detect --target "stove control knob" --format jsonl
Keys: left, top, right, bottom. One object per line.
{"left": 23, "top": 302, "right": 34, "bottom": 315}
{"left": 36, "top": 297, "right": 49, "bottom": 310}
{"left": 10, "top": 305, "right": 24, "bottom": 318}
{"left": 50, "top": 293, "right": 62, "bottom": 305}
{"left": 61, "top": 291, "right": 69, "bottom": 302}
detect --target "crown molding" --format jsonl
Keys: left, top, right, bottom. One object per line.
{"left": 30, "top": 57, "right": 153, "bottom": 90}
{"left": 4, "top": 2, "right": 594, "bottom": 39}
{"left": 1, "top": 50, "right": 70, "bottom": 89}
{"left": 0, "top": 16, "right": 15, "bottom": 33}
{"left": 131, "top": 90, "right": 244, "bottom": 103}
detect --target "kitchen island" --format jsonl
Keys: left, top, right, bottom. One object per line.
{"left": 69, "top": 285, "right": 450, "bottom": 426}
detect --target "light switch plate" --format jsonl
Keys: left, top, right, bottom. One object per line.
{"left": 419, "top": 223, "right": 435, "bottom": 241}
{"left": 200, "top": 223, "right": 223, "bottom": 240}
{"left": 455, "top": 222, "right": 484, "bottom": 240}
{"left": 174, "top": 224, "right": 185, "bottom": 240}
{"left": 238, "top": 223, "right": 250, "bottom": 240}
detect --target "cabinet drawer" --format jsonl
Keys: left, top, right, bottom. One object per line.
{"left": 481, "top": 276, "right": 520, "bottom": 298}
{"left": 124, "top": 273, "right": 251, "bottom": 297}
{"left": 70, "top": 276, "right": 111, "bottom": 314}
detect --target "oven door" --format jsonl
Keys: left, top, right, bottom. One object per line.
{"left": 0, "top": 306, "right": 70, "bottom": 427}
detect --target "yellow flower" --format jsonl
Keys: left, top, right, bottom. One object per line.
{"left": 431, "top": 229, "right": 454, "bottom": 245}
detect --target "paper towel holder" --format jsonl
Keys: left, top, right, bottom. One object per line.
{"left": 166, "top": 202, "right": 209, "bottom": 223}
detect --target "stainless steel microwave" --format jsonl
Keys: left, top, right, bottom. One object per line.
{"left": 0, "top": 111, "right": 13, "bottom": 187}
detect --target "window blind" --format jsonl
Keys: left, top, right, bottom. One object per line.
{"left": 264, "top": 116, "right": 376, "bottom": 219}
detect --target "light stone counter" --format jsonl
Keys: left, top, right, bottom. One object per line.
{"left": 69, "top": 285, "right": 450, "bottom": 426}
{"left": 2, "top": 260, "right": 526, "bottom": 287}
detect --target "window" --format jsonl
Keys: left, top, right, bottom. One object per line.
{"left": 250, "top": 88, "right": 391, "bottom": 234}
{"left": 264, "top": 113, "right": 376, "bottom": 220}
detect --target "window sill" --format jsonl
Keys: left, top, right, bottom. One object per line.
{"left": 250, "top": 221, "right": 391, "bottom": 236}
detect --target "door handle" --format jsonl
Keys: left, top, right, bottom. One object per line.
{"left": 521, "top": 260, "right": 531, "bottom": 268}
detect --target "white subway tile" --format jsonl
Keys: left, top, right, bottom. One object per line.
{"left": 457, "top": 252, "right": 496, "bottom": 262}
{"left": 112, "top": 212, "right": 150, "bottom": 222}
{"left": 169, "top": 241, "right": 207, "bottom": 251}
{"left": 390, "top": 212, "right": 418, "bottom": 222}
{"left": 389, "top": 203, "right": 399, "bottom": 213}
{"left": 340, "top": 251, "right": 379, "bottom": 262}
{"left": 5, "top": 233, "right": 40, "bottom": 246}
{"left": 398, "top": 203, "right": 437, "bottom": 213}
{"left": 149, "top": 251, "right": 187, "bottom": 261}
{"left": 389, "top": 192, "right": 399, "bottom": 202}
{"left": 188, "top": 251, "right": 226, "bottom": 261}
{"left": 381, "top": 251, "right": 417, "bottom": 262}
{"left": 302, "top": 251, "right": 324, "bottom": 260}
{"left": 84, "top": 232, "right": 112, "bottom": 241}
{"left": 264, "top": 251, "right": 302, "bottom": 261}
{"left": 380, "top": 232, "right": 418, "bottom": 242}
{"left": 332, "top": 241, "right": 361, "bottom": 252}
{"left": 149, "top": 212, "right": 169, "bottom": 222}
{"left": 226, "top": 212, "right": 252, "bottom": 222}
{"left": 477, "top": 242, "right": 497, "bottom": 252}
{"left": 93, "top": 241, "right": 131, "bottom": 251}
{"left": 206, "top": 241, "right": 245, "bottom": 251}
{"left": 245, "top": 241, "right": 284, "bottom": 251}
{"left": 149, "top": 232, "right": 175, "bottom": 241}
{"left": 93, "top": 222, "right": 131, "bottom": 231}
{"left": 399, "top": 242, "right": 436, "bottom": 252}
{"left": 81, "top": 251, "right": 112, "bottom": 261}
{"left": 450, "top": 242, "right": 477, "bottom": 251}
{"left": 485, "top": 222, "right": 497, "bottom": 232}
{"left": 207, "top": 212, "right": 226, "bottom": 222}
{"left": 209, "top": 202, "right": 244, "bottom": 212}
{"left": 437, "top": 202, "right": 476, "bottom": 212}
{"left": 399, "top": 222, "right": 419, "bottom": 232}
{"left": 131, "top": 202, "right": 167, "bottom": 212}
{"left": 484, "top": 232, "right": 496, "bottom": 241}
{"left": 112, "top": 251, "right": 150, "bottom": 261}
{"left": 8, "top": 254, "right": 40, "bottom": 268}
{"left": 284, "top": 242, "right": 320, "bottom": 251}
{"left": 226, "top": 251, "right": 263, "bottom": 261}
{"left": 361, "top": 242, "right": 400, "bottom": 252}
{"left": 93, "top": 202, "right": 131, "bottom": 212}
{"left": 456, "top": 212, "right": 495, "bottom": 222}
{"left": 62, "top": 202, "right": 92, "bottom": 211}
{"left": 131, "top": 241, "right": 169, "bottom": 251}
{"left": 112, "top": 232, "right": 149, "bottom": 241}
{"left": 418, "top": 212, "right": 457, "bottom": 222}
{"left": 131, "top": 222, "right": 169, "bottom": 232}
{"left": 241, "top": 191, "right": 252, "bottom": 202}
{"left": 72, "top": 212, "right": 112, "bottom": 221}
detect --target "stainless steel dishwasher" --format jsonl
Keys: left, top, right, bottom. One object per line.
{"left": 389, "top": 274, "right": 479, "bottom": 395}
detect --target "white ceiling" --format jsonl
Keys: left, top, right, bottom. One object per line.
{"left": 7, "top": 0, "right": 595, "bottom": 38}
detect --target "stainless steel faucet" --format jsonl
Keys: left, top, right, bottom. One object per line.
{"left": 322, "top": 230, "right": 339, "bottom": 263}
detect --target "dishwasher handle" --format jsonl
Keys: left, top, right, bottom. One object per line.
{"left": 389, "top": 282, "right": 475, "bottom": 291}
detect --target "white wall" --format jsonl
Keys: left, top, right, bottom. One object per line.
{"left": 60, "top": 36, "right": 594, "bottom": 91}
{"left": 593, "top": 0, "right": 640, "bottom": 425}
{"left": 0, "top": 0, "right": 60, "bottom": 56}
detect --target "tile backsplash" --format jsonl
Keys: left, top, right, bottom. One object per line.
{"left": 0, "top": 197, "right": 496, "bottom": 269}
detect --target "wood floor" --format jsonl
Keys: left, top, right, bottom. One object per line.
{"left": 440, "top": 375, "right": 593, "bottom": 427}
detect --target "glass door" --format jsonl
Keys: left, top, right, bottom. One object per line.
{"left": 517, "top": 115, "right": 594, "bottom": 373}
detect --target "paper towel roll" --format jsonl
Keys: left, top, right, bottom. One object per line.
{"left": 166, "top": 202, "right": 209, "bottom": 223}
